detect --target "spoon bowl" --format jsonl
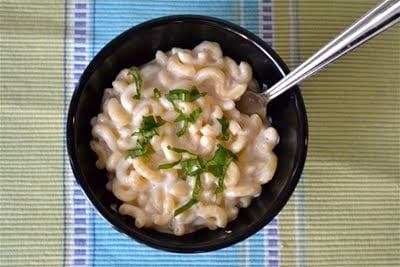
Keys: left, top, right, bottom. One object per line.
{"left": 236, "top": 87, "right": 268, "bottom": 119}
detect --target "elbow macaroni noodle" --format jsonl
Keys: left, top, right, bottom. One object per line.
{"left": 90, "top": 41, "right": 279, "bottom": 235}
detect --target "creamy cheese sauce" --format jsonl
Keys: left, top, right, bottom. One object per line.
{"left": 90, "top": 41, "right": 279, "bottom": 235}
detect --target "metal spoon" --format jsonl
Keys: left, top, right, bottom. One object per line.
{"left": 236, "top": 0, "right": 400, "bottom": 118}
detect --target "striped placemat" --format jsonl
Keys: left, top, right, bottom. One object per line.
{"left": 1, "top": 0, "right": 399, "bottom": 266}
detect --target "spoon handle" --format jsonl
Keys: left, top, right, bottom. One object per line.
{"left": 265, "top": 0, "right": 400, "bottom": 101}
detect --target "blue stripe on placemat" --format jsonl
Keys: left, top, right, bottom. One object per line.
{"left": 82, "top": 1, "right": 282, "bottom": 266}
{"left": 91, "top": 218, "right": 241, "bottom": 266}
{"left": 243, "top": 0, "right": 259, "bottom": 35}
{"left": 90, "top": 0, "right": 236, "bottom": 54}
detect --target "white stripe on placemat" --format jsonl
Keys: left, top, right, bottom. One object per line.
{"left": 259, "top": 0, "right": 274, "bottom": 47}
{"left": 259, "top": 1, "right": 281, "bottom": 266}
{"left": 289, "top": 0, "right": 301, "bottom": 264}
{"left": 240, "top": 0, "right": 245, "bottom": 27}
{"left": 263, "top": 218, "right": 280, "bottom": 267}
{"left": 67, "top": 1, "right": 90, "bottom": 266}
{"left": 289, "top": 0, "right": 306, "bottom": 265}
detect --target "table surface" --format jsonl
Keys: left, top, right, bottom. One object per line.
{"left": 1, "top": 0, "right": 399, "bottom": 266}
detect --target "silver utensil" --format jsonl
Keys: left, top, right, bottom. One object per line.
{"left": 237, "top": 0, "right": 400, "bottom": 118}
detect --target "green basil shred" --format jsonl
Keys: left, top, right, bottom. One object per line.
{"left": 153, "top": 88, "right": 161, "bottom": 98}
{"left": 175, "top": 107, "right": 202, "bottom": 137}
{"left": 128, "top": 67, "right": 142, "bottom": 99}
{"left": 217, "top": 116, "right": 230, "bottom": 141}
{"left": 126, "top": 139, "right": 149, "bottom": 159}
{"left": 127, "top": 116, "right": 165, "bottom": 159}
{"left": 159, "top": 144, "right": 236, "bottom": 193}
{"left": 132, "top": 116, "right": 165, "bottom": 141}
{"left": 180, "top": 157, "right": 206, "bottom": 180}
{"left": 165, "top": 87, "right": 205, "bottom": 137}
{"left": 174, "top": 175, "right": 202, "bottom": 216}
{"left": 158, "top": 148, "right": 206, "bottom": 180}
{"left": 166, "top": 86, "right": 206, "bottom": 102}
{"left": 158, "top": 160, "right": 181, "bottom": 170}
{"left": 206, "top": 144, "right": 237, "bottom": 194}
{"left": 167, "top": 145, "right": 196, "bottom": 155}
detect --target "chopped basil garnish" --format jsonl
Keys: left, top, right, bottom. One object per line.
{"left": 127, "top": 116, "right": 165, "bottom": 159}
{"left": 173, "top": 199, "right": 198, "bottom": 217}
{"left": 181, "top": 157, "right": 206, "bottom": 180}
{"left": 217, "top": 116, "right": 230, "bottom": 141}
{"left": 128, "top": 67, "right": 142, "bottom": 99}
{"left": 165, "top": 87, "right": 205, "bottom": 137}
{"left": 174, "top": 175, "right": 201, "bottom": 216}
{"left": 187, "top": 167, "right": 206, "bottom": 177}
{"left": 126, "top": 139, "right": 149, "bottom": 159}
{"left": 153, "top": 88, "right": 161, "bottom": 98}
{"left": 187, "top": 107, "right": 202, "bottom": 122}
{"left": 175, "top": 107, "right": 202, "bottom": 137}
{"left": 176, "top": 123, "right": 189, "bottom": 137}
{"left": 132, "top": 116, "right": 165, "bottom": 142}
{"left": 161, "top": 144, "right": 236, "bottom": 194}
{"left": 167, "top": 146, "right": 196, "bottom": 155}
{"left": 207, "top": 144, "right": 237, "bottom": 194}
{"left": 161, "top": 144, "right": 237, "bottom": 215}
{"left": 158, "top": 155, "right": 206, "bottom": 180}
{"left": 158, "top": 160, "right": 181, "bottom": 170}
{"left": 162, "top": 146, "right": 205, "bottom": 177}
{"left": 166, "top": 86, "right": 206, "bottom": 102}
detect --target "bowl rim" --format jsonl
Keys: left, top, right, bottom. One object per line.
{"left": 67, "top": 14, "right": 308, "bottom": 253}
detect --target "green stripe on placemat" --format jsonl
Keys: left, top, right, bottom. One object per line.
{"left": 0, "top": 1, "right": 65, "bottom": 266}
{"left": 276, "top": 0, "right": 400, "bottom": 266}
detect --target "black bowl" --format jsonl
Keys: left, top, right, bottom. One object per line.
{"left": 67, "top": 15, "right": 308, "bottom": 253}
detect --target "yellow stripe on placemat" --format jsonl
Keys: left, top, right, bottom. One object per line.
{"left": 276, "top": 0, "right": 400, "bottom": 266}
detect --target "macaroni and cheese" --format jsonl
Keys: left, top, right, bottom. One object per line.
{"left": 90, "top": 41, "right": 279, "bottom": 235}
